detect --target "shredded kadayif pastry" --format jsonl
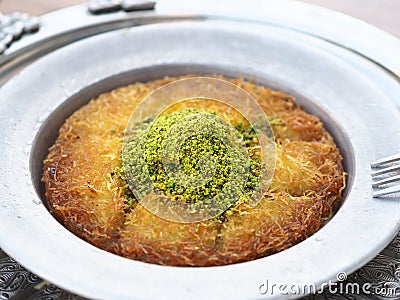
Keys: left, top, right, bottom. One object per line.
{"left": 42, "top": 75, "right": 345, "bottom": 266}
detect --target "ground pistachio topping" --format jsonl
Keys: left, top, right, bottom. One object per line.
{"left": 121, "top": 108, "right": 261, "bottom": 215}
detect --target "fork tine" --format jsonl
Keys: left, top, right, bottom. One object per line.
{"left": 371, "top": 165, "right": 400, "bottom": 177}
{"left": 371, "top": 153, "right": 400, "bottom": 197}
{"left": 373, "top": 185, "right": 400, "bottom": 197}
{"left": 371, "top": 153, "right": 400, "bottom": 168}
{"left": 372, "top": 175, "right": 400, "bottom": 187}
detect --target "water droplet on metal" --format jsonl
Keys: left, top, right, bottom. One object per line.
{"left": 32, "top": 199, "right": 41, "bottom": 205}
{"left": 37, "top": 115, "right": 46, "bottom": 123}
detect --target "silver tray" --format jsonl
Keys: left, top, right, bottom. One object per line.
{"left": 0, "top": 1, "right": 400, "bottom": 299}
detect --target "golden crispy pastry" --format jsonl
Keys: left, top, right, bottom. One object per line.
{"left": 42, "top": 76, "right": 345, "bottom": 266}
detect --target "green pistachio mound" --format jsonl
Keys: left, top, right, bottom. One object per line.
{"left": 122, "top": 108, "right": 261, "bottom": 210}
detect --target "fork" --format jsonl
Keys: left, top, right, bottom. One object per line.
{"left": 371, "top": 153, "right": 400, "bottom": 197}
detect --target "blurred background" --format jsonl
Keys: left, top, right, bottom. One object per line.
{"left": 0, "top": 0, "right": 399, "bottom": 38}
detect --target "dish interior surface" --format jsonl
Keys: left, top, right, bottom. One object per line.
{"left": 35, "top": 67, "right": 350, "bottom": 267}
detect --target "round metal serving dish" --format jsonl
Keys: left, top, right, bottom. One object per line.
{"left": 0, "top": 1, "right": 400, "bottom": 300}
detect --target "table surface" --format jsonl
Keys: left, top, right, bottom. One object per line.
{"left": 1, "top": 0, "right": 400, "bottom": 38}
